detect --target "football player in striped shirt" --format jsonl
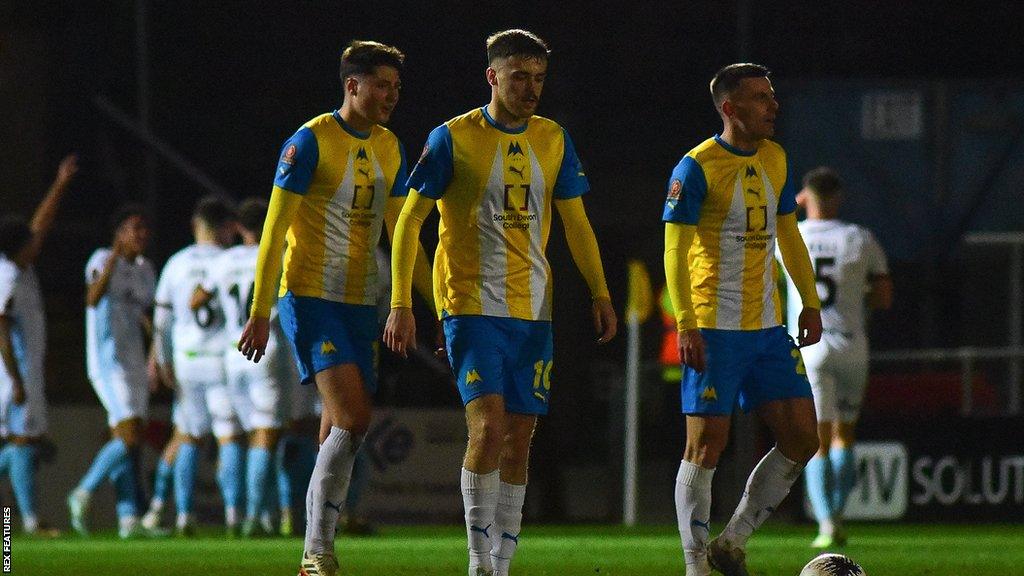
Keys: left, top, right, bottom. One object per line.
{"left": 662, "top": 63, "right": 822, "bottom": 576}
{"left": 0, "top": 154, "right": 76, "bottom": 538}
{"left": 783, "top": 167, "right": 892, "bottom": 548}
{"left": 69, "top": 205, "right": 159, "bottom": 539}
{"left": 384, "top": 30, "right": 617, "bottom": 576}
{"left": 237, "top": 40, "right": 432, "bottom": 576}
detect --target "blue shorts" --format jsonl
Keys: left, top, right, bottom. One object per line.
{"left": 681, "top": 326, "right": 811, "bottom": 415}
{"left": 444, "top": 315, "right": 553, "bottom": 415}
{"left": 277, "top": 292, "right": 378, "bottom": 392}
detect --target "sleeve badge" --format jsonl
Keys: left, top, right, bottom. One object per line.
{"left": 281, "top": 144, "right": 297, "bottom": 166}
{"left": 667, "top": 179, "right": 682, "bottom": 201}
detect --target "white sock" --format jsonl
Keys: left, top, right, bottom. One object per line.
{"left": 22, "top": 515, "right": 38, "bottom": 533}
{"left": 819, "top": 518, "right": 836, "bottom": 537}
{"left": 149, "top": 498, "right": 164, "bottom": 513}
{"left": 675, "top": 460, "right": 714, "bottom": 576}
{"left": 225, "top": 505, "right": 240, "bottom": 527}
{"left": 304, "top": 427, "right": 358, "bottom": 555}
{"left": 462, "top": 467, "right": 499, "bottom": 573}
{"left": 176, "top": 512, "right": 193, "bottom": 529}
{"left": 119, "top": 515, "right": 139, "bottom": 532}
{"left": 721, "top": 447, "right": 803, "bottom": 549}
{"left": 491, "top": 481, "right": 526, "bottom": 576}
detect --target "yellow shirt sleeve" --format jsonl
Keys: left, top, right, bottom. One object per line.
{"left": 555, "top": 197, "right": 612, "bottom": 301}
{"left": 384, "top": 195, "right": 435, "bottom": 311}
{"left": 776, "top": 212, "right": 821, "bottom": 309}
{"left": 390, "top": 190, "right": 436, "bottom": 309}
{"left": 250, "top": 186, "right": 303, "bottom": 318}
{"left": 664, "top": 222, "right": 698, "bottom": 330}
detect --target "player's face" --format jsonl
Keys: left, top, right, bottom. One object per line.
{"left": 119, "top": 215, "right": 151, "bottom": 255}
{"left": 727, "top": 77, "right": 779, "bottom": 141}
{"left": 490, "top": 55, "right": 547, "bottom": 121}
{"left": 352, "top": 65, "right": 401, "bottom": 125}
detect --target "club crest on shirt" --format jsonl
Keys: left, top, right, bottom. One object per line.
{"left": 667, "top": 179, "right": 682, "bottom": 201}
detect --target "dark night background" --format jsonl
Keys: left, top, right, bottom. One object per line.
{"left": 2, "top": 1, "right": 1023, "bottom": 516}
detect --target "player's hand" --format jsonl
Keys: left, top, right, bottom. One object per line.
{"left": 592, "top": 297, "right": 617, "bottom": 344}
{"left": 678, "top": 328, "right": 706, "bottom": 372}
{"left": 12, "top": 381, "right": 26, "bottom": 405}
{"left": 55, "top": 154, "right": 79, "bottom": 187}
{"left": 384, "top": 307, "right": 417, "bottom": 358}
{"left": 797, "top": 307, "right": 822, "bottom": 348}
{"left": 238, "top": 316, "right": 270, "bottom": 363}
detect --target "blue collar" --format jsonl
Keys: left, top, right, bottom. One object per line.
{"left": 333, "top": 110, "right": 371, "bottom": 140}
{"left": 481, "top": 106, "right": 528, "bottom": 134}
{"left": 714, "top": 134, "right": 757, "bottom": 157}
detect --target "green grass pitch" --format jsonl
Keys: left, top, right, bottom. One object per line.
{"left": 13, "top": 523, "right": 1022, "bottom": 575}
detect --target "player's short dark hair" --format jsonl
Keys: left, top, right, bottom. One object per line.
{"left": 803, "top": 166, "right": 843, "bottom": 200}
{"left": 0, "top": 215, "right": 30, "bottom": 259}
{"left": 192, "top": 195, "right": 236, "bottom": 229}
{"left": 710, "top": 63, "right": 771, "bottom": 108}
{"left": 237, "top": 197, "right": 268, "bottom": 237}
{"left": 486, "top": 29, "right": 550, "bottom": 64}
{"left": 110, "top": 203, "right": 151, "bottom": 233}
{"left": 339, "top": 40, "right": 405, "bottom": 82}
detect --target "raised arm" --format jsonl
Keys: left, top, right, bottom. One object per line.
{"left": 383, "top": 191, "right": 436, "bottom": 357}
{"left": 555, "top": 196, "right": 616, "bottom": 343}
{"left": 776, "top": 212, "right": 822, "bottom": 346}
{"left": 15, "top": 154, "right": 78, "bottom": 268}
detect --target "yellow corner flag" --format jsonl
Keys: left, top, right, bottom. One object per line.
{"left": 626, "top": 260, "right": 653, "bottom": 323}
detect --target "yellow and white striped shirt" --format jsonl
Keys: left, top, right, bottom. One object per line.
{"left": 273, "top": 111, "right": 406, "bottom": 305}
{"left": 407, "top": 107, "right": 588, "bottom": 321}
{"left": 662, "top": 135, "right": 798, "bottom": 330}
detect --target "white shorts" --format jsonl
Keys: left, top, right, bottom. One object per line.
{"left": 0, "top": 383, "right": 47, "bottom": 438}
{"left": 225, "top": 360, "right": 285, "bottom": 432}
{"left": 802, "top": 331, "right": 869, "bottom": 423}
{"left": 172, "top": 355, "right": 240, "bottom": 438}
{"left": 90, "top": 369, "right": 149, "bottom": 427}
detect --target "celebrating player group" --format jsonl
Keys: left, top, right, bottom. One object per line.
{"left": 0, "top": 25, "right": 892, "bottom": 576}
